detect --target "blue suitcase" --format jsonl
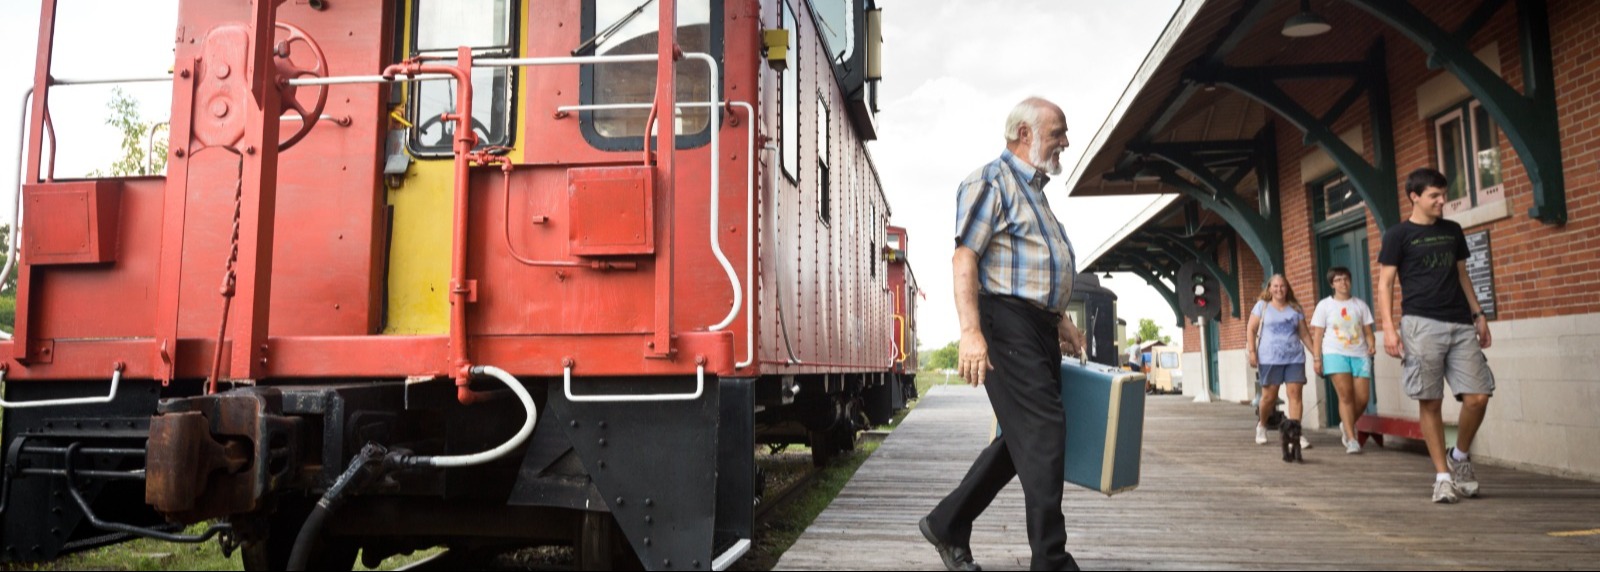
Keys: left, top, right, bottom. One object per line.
{"left": 1060, "top": 359, "right": 1146, "bottom": 495}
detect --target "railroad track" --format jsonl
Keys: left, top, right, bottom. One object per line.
{"left": 395, "top": 463, "right": 823, "bottom": 571}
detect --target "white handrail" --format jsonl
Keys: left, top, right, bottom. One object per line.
{"left": 564, "top": 364, "right": 705, "bottom": 403}
{"left": 0, "top": 364, "right": 122, "bottom": 409}
{"left": 712, "top": 538, "right": 752, "bottom": 571}
{"left": 557, "top": 100, "right": 757, "bottom": 366}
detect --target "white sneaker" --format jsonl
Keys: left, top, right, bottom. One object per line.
{"left": 1345, "top": 439, "right": 1362, "bottom": 455}
{"left": 1300, "top": 435, "right": 1312, "bottom": 450}
{"left": 1433, "top": 479, "right": 1461, "bottom": 504}
{"left": 1447, "top": 448, "right": 1479, "bottom": 498}
{"left": 1255, "top": 424, "right": 1268, "bottom": 445}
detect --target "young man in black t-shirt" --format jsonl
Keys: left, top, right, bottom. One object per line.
{"left": 1376, "top": 168, "right": 1496, "bottom": 505}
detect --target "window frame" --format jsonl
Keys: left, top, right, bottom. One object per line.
{"left": 1431, "top": 99, "right": 1506, "bottom": 215}
{"left": 817, "top": 91, "right": 831, "bottom": 227}
{"left": 403, "top": 0, "right": 520, "bottom": 158}
{"left": 577, "top": 0, "right": 725, "bottom": 152}
{"left": 781, "top": 0, "right": 800, "bottom": 182}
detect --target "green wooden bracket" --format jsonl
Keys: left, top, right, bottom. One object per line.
{"left": 1138, "top": 228, "right": 1243, "bottom": 318}
{"left": 1189, "top": 42, "right": 1401, "bottom": 230}
{"left": 1123, "top": 128, "right": 1287, "bottom": 280}
{"left": 1103, "top": 254, "right": 1184, "bottom": 328}
{"left": 1341, "top": 0, "right": 1565, "bottom": 224}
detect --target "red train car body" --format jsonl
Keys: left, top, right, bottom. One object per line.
{"left": 1, "top": 0, "right": 910, "bottom": 569}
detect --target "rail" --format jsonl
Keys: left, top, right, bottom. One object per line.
{"left": 563, "top": 364, "right": 705, "bottom": 403}
{"left": 0, "top": 363, "right": 122, "bottom": 409}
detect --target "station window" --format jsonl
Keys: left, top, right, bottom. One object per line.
{"left": 781, "top": 1, "right": 800, "bottom": 181}
{"left": 580, "top": 0, "right": 721, "bottom": 150}
{"left": 406, "top": 0, "right": 517, "bottom": 156}
{"left": 817, "top": 94, "right": 831, "bottom": 226}
{"left": 1311, "top": 174, "right": 1362, "bottom": 223}
{"left": 1432, "top": 100, "right": 1505, "bottom": 215}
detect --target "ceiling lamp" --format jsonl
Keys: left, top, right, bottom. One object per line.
{"left": 1282, "top": 0, "right": 1332, "bottom": 38}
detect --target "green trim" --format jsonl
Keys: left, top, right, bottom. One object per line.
{"left": 1189, "top": 41, "right": 1401, "bottom": 231}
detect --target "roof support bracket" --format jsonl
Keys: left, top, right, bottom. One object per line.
{"left": 1340, "top": 0, "right": 1565, "bottom": 224}
{"left": 1188, "top": 41, "right": 1401, "bottom": 230}
{"left": 1125, "top": 125, "right": 1286, "bottom": 279}
{"left": 1138, "top": 229, "right": 1243, "bottom": 319}
{"left": 1103, "top": 253, "right": 1184, "bottom": 328}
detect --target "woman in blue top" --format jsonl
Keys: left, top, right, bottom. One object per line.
{"left": 1247, "top": 274, "right": 1316, "bottom": 448}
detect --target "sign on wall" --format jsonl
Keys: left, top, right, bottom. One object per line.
{"left": 1465, "top": 230, "right": 1497, "bottom": 320}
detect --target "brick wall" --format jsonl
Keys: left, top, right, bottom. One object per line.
{"left": 1182, "top": 0, "right": 1600, "bottom": 350}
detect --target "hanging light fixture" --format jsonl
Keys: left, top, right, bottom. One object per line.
{"left": 1282, "top": 0, "right": 1332, "bottom": 38}
{"left": 1103, "top": 271, "right": 1114, "bottom": 279}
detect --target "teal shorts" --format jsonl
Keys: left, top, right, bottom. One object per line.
{"left": 1323, "top": 354, "right": 1372, "bottom": 378}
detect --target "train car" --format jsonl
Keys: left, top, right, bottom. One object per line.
{"left": 1067, "top": 273, "right": 1120, "bottom": 368}
{"left": 2, "top": 0, "right": 904, "bottom": 570}
{"left": 859, "top": 225, "right": 918, "bottom": 426}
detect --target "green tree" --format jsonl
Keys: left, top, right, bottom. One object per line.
{"left": 924, "top": 341, "right": 959, "bottom": 371}
{"left": 89, "top": 87, "right": 168, "bottom": 177}
{"left": 0, "top": 224, "right": 14, "bottom": 329}
{"left": 1136, "top": 318, "right": 1171, "bottom": 345}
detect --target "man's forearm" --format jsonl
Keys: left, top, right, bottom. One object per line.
{"left": 953, "top": 248, "right": 983, "bottom": 334}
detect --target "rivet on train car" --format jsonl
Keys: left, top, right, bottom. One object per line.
{"left": 598, "top": 421, "right": 607, "bottom": 429}
{"left": 615, "top": 497, "right": 625, "bottom": 506}
{"left": 693, "top": 560, "right": 701, "bottom": 569}
{"left": 260, "top": 357, "right": 269, "bottom": 365}
{"left": 215, "top": 63, "right": 230, "bottom": 79}
{"left": 663, "top": 559, "right": 672, "bottom": 568}
{"left": 597, "top": 460, "right": 606, "bottom": 469}
{"left": 180, "top": 69, "right": 191, "bottom": 79}
{"left": 644, "top": 515, "right": 653, "bottom": 524}
{"left": 174, "top": 148, "right": 185, "bottom": 158}
{"left": 245, "top": 145, "right": 257, "bottom": 155}
{"left": 597, "top": 438, "right": 607, "bottom": 447}
{"left": 643, "top": 537, "right": 651, "bottom": 546}
{"left": 211, "top": 102, "right": 229, "bottom": 118}
{"left": 644, "top": 498, "right": 653, "bottom": 506}
{"left": 333, "top": 303, "right": 341, "bottom": 310}
{"left": 569, "top": 420, "right": 578, "bottom": 428}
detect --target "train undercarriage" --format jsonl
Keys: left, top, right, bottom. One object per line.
{"left": 0, "top": 371, "right": 915, "bottom": 570}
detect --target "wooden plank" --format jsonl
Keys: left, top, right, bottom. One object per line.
{"left": 774, "top": 385, "right": 1600, "bottom": 570}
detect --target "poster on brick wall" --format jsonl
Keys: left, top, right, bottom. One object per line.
{"left": 1465, "top": 230, "right": 1497, "bottom": 320}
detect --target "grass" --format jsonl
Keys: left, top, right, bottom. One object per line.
{"left": 15, "top": 525, "right": 442, "bottom": 571}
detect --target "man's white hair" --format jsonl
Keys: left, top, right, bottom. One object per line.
{"left": 1004, "top": 97, "right": 1056, "bottom": 142}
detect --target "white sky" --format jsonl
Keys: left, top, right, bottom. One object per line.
{"left": 0, "top": 0, "right": 1186, "bottom": 351}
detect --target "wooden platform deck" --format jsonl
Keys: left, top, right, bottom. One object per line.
{"left": 775, "top": 384, "right": 1600, "bottom": 570}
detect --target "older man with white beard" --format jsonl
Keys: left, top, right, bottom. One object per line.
{"left": 919, "top": 97, "right": 1084, "bottom": 572}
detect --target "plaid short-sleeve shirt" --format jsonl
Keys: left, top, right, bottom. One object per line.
{"left": 953, "top": 150, "right": 1077, "bottom": 313}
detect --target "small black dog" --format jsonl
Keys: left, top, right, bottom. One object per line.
{"left": 1280, "top": 419, "right": 1303, "bottom": 463}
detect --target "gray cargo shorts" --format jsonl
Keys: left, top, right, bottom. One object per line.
{"left": 1400, "top": 315, "right": 1495, "bottom": 401}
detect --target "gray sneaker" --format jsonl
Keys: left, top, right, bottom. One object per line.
{"left": 1432, "top": 479, "right": 1460, "bottom": 504}
{"left": 1447, "top": 448, "right": 1479, "bottom": 497}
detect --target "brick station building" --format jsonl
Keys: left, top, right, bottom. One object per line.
{"left": 1066, "top": 0, "right": 1600, "bottom": 478}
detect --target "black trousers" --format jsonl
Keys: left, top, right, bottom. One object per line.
{"left": 927, "top": 295, "right": 1069, "bottom": 571}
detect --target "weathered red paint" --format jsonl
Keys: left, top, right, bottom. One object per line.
{"left": 5, "top": 0, "right": 898, "bottom": 396}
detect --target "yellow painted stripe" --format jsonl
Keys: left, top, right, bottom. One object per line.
{"left": 1101, "top": 375, "right": 1123, "bottom": 495}
{"left": 1548, "top": 528, "right": 1600, "bottom": 537}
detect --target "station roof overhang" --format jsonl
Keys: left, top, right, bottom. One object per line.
{"left": 1062, "top": 0, "right": 1563, "bottom": 326}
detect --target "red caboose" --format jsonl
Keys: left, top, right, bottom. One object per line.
{"left": 3, "top": 0, "right": 909, "bottom": 569}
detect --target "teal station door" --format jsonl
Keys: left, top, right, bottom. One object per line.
{"left": 1316, "top": 221, "right": 1376, "bottom": 424}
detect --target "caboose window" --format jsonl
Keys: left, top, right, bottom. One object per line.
{"left": 406, "top": 0, "right": 517, "bottom": 156}
{"left": 810, "top": 0, "right": 855, "bottom": 66}
{"left": 781, "top": 1, "right": 799, "bottom": 181}
{"left": 817, "top": 93, "right": 831, "bottom": 226}
{"left": 580, "top": 0, "right": 723, "bottom": 150}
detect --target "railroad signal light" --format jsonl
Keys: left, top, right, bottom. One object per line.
{"left": 1178, "top": 261, "right": 1221, "bottom": 323}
